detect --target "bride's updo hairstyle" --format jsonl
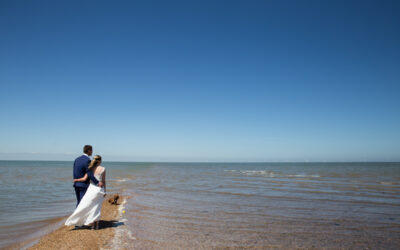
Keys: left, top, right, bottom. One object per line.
{"left": 89, "top": 155, "right": 102, "bottom": 170}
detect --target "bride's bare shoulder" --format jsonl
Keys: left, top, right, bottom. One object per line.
{"left": 94, "top": 166, "right": 105, "bottom": 174}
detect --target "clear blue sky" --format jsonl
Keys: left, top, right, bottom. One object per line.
{"left": 0, "top": 0, "right": 399, "bottom": 162}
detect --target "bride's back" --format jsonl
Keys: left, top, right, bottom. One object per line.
{"left": 92, "top": 166, "right": 105, "bottom": 181}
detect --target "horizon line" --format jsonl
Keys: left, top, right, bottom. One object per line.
{"left": 0, "top": 159, "right": 399, "bottom": 164}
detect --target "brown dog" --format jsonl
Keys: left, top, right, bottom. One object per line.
{"left": 108, "top": 194, "right": 119, "bottom": 205}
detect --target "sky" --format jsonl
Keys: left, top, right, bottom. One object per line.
{"left": 0, "top": 0, "right": 399, "bottom": 162}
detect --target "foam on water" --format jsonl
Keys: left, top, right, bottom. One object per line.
{"left": 225, "top": 169, "right": 320, "bottom": 178}
{"left": 110, "top": 197, "right": 136, "bottom": 249}
{"left": 116, "top": 178, "right": 129, "bottom": 183}
{"left": 288, "top": 174, "right": 320, "bottom": 178}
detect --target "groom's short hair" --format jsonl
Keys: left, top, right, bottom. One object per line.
{"left": 83, "top": 145, "right": 93, "bottom": 154}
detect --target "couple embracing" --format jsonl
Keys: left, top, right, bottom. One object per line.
{"left": 65, "top": 145, "right": 106, "bottom": 230}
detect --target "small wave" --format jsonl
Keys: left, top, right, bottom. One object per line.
{"left": 380, "top": 182, "right": 393, "bottom": 185}
{"left": 116, "top": 178, "right": 129, "bottom": 183}
{"left": 225, "top": 170, "right": 320, "bottom": 178}
{"left": 225, "top": 170, "right": 276, "bottom": 177}
{"left": 288, "top": 174, "right": 320, "bottom": 178}
{"left": 241, "top": 170, "right": 276, "bottom": 177}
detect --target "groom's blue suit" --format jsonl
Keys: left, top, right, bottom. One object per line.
{"left": 73, "top": 155, "right": 99, "bottom": 206}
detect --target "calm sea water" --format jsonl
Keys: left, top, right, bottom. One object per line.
{"left": 1, "top": 161, "right": 400, "bottom": 249}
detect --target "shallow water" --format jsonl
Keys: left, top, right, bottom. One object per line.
{"left": 1, "top": 161, "right": 400, "bottom": 249}
{"left": 114, "top": 162, "right": 400, "bottom": 249}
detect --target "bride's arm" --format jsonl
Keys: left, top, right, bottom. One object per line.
{"left": 74, "top": 173, "right": 88, "bottom": 182}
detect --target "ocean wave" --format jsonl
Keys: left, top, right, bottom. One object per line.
{"left": 116, "top": 178, "right": 130, "bottom": 183}
{"left": 225, "top": 170, "right": 320, "bottom": 178}
{"left": 240, "top": 170, "right": 276, "bottom": 177}
{"left": 288, "top": 174, "right": 320, "bottom": 178}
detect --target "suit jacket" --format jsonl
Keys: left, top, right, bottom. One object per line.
{"left": 73, "top": 155, "right": 99, "bottom": 188}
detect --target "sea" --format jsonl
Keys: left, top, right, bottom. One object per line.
{"left": 0, "top": 161, "right": 399, "bottom": 249}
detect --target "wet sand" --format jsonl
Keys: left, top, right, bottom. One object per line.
{"left": 22, "top": 195, "right": 124, "bottom": 250}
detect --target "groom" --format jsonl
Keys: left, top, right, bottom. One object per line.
{"left": 73, "top": 145, "right": 103, "bottom": 206}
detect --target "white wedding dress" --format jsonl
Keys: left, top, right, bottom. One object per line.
{"left": 65, "top": 167, "right": 105, "bottom": 226}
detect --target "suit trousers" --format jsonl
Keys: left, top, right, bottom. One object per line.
{"left": 74, "top": 186, "right": 88, "bottom": 207}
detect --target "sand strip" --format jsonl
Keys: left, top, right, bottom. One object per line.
{"left": 27, "top": 194, "right": 124, "bottom": 250}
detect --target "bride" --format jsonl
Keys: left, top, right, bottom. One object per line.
{"left": 65, "top": 155, "right": 106, "bottom": 230}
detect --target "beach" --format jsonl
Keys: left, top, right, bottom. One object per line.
{"left": 4, "top": 194, "right": 125, "bottom": 250}
{"left": 1, "top": 161, "right": 400, "bottom": 249}
{"left": 2, "top": 0, "right": 400, "bottom": 248}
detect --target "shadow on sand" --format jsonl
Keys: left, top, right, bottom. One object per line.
{"left": 99, "top": 220, "right": 124, "bottom": 229}
{"left": 71, "top": 220, "right": 124, "bottom": 230}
